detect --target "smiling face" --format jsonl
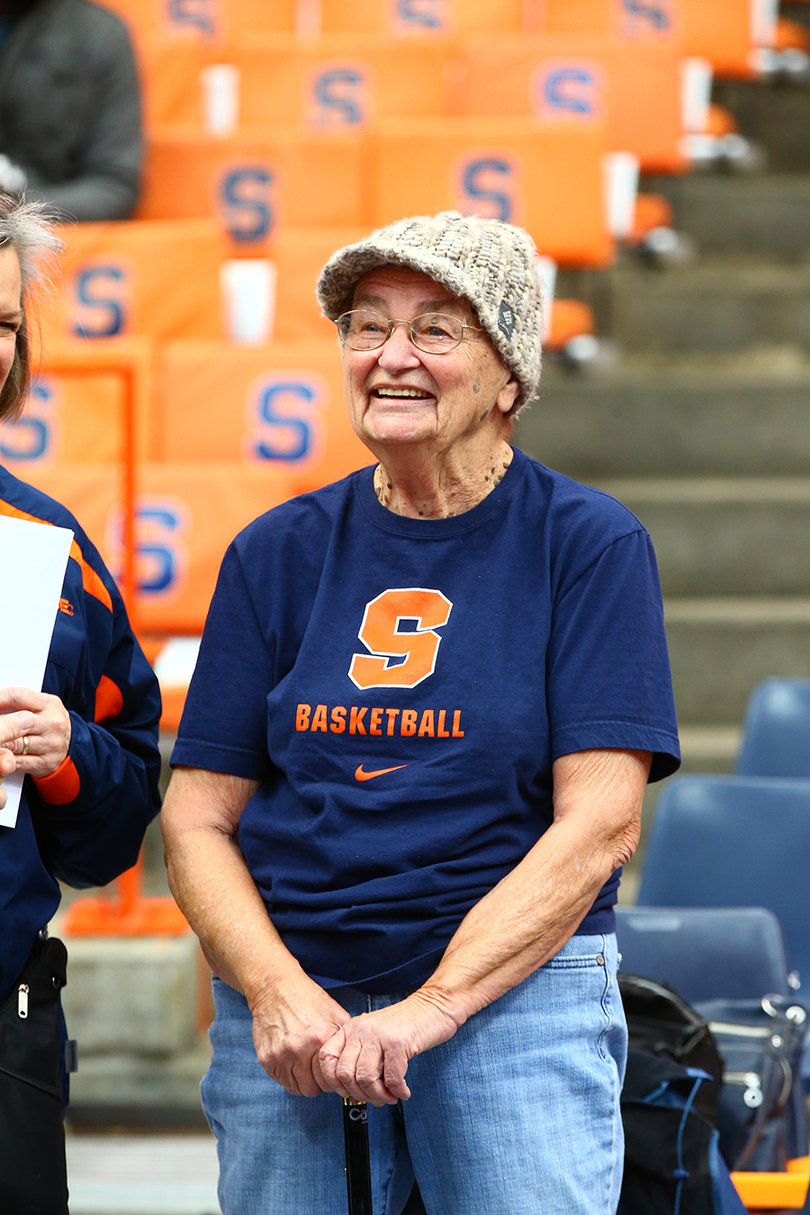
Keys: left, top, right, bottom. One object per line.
{"left": 341, "top": 265, "right": 519, "bottom": 463}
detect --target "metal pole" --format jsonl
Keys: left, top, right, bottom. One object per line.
{"left": 342, "top": 1097, "right": 373, "bottom": 1215}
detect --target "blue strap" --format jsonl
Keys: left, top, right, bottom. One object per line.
{"left": 673, "top": 1075, "right": 705, "bottom": 1215}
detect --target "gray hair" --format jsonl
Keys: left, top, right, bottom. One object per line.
{"left": 0, "top": 192, "right": 64, "bottom": 422}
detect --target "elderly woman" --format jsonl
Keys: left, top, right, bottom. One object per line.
{"left": 163, "top": 211, "right": 680, "bottom": 1215}
{"left": 0, "top": 194, "right": 162, "bottom": 1214}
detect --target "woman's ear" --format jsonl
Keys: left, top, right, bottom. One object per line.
{"left": 496, "top": 375, "right": 520, "bottom": 415}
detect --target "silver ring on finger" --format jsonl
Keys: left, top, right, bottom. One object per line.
{"left": 21, "top": 736, "right": 29, "bottom": 756}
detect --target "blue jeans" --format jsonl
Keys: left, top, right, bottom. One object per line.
{"left": 201, "top": 933, "right": 626, "bottom": 1215}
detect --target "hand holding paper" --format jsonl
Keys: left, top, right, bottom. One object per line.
{"left": 0, "top": 688, "right": 71, "bottom": 776}
{"left": 0, "top": 514, "right": 74, "bottom": 827}
{"left": 0, "top": 724, "right": 21, "bottom": 811}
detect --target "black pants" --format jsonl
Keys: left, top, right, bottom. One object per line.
{"left": 0, "top": 935, "right": 69, "bottom": 1215}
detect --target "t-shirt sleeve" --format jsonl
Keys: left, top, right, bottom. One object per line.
{"left": 547, "top": 528, "right": 680, "bottom": 782}
{"left": 171, "top": 541, "right": 275, "bottom": 780}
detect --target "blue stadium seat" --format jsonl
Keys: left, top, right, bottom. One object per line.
{"left": 736, "top": 678, "right": 810, "bottom": 779}
{"left": 615, "top": 905, "right": 791, "bottom": 1003}
{"left": 637, "top": 774, "right": 810, "bottom": 1086}
{"left": 616, "top": 902, "right": 809, "bottom": 1168}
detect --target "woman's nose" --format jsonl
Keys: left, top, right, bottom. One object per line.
{"left": 376, "top": 322, "right": 421, "bottom": 369}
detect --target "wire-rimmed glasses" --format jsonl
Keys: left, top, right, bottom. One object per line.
{"left": 336, "top": 309, "right": 483, "bottom": 355}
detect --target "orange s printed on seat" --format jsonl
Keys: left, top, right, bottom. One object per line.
{"left": 349, "top": 588, "right": 452, "bottom": 690}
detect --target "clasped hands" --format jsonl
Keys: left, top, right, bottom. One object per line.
{"left": 0, "top": 688, "right": 71, "bottom": 807}
{"left": 250, "top": 974, "right": 462, "bottom": 1107}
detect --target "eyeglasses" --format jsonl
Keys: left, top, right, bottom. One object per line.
{"left": 336, "top": 309, "right": 483, "bottom": 354}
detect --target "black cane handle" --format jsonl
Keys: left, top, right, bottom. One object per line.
{"left": 342, "top": 1096, "right": 373, "bottom": 1215}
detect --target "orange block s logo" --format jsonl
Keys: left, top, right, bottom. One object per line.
{"left": 349, "top": 588, "right": 452, "bottom": 690}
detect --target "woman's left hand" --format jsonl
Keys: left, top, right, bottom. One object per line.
{"left": 316, "top": 990, "right": 461, "bottom": 1106}
{"left": 0, "top": 687, "right": 71, "bottom": 777}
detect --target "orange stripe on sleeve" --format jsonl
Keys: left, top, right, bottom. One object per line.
{"left": 95, "top": 674, "right": 124, "bottom": 723}
{"left": 33, "top": 755, "right": 81, "bottom": 805}
{"left": 0, "top": 498, "right": 113, "bottom": 613}
{"left": 69, "top": 539, "right": 113, "bottom": 612}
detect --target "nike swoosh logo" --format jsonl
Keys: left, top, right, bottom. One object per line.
{"left": 354, "top": 763, "right": 408, "bottom": 782}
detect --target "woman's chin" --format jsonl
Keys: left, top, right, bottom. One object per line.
{"left": 361, "top": 416, "right": 434, "bottom": 448}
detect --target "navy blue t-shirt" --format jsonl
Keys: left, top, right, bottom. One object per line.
{"left": 172, "top": 448, "right": 680, "bottom": 993}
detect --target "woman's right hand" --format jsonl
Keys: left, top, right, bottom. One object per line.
{"left": 249, "top": 974, "right": 352, "bottom": 1098}
{"left": 0, "top": 708, "right": 36, "bottom": 810}
{"left": 0, "top": 746, "right": 14, "bottom": 810}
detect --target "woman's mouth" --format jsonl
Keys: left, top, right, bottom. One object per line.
{"left": 371, "top": 387, "right": 433, "bottom": 399}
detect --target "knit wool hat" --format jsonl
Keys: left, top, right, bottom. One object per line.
{"left": 316, "top": 211, "right": 543, "bottom": 413}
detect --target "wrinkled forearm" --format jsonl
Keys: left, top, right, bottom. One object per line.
{"left": 161, "top": 772, "right": 307, "bottom": 1008}
{"left": 417, "top": 749, "right": 650, "bottom": 1028}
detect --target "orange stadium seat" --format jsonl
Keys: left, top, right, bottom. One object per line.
{"left": 529, "top": 0, "right": 777, "bottom": 80}
{"left": 103, "top": 0, "right": 298, "bottom": 45}
{"left": 679, "top": 0, "right": 777, "bottom": 80}
{"left": 153, "top": 339, "right": 370, "bottom": 488}
{"left": 456, "top": 33, "right": 688, "bottom": 175}
{"left": 26, "top": 461, "right": 302, "bottom": 638}
{"left": 371, "top": 118, "right": 614, "bottom": 268}
{"left": 545, "top": 298, "right": 597, "bottom": 352}
{"left": 140, "top": 34, "right": 458, "bottom": 129}
{"left": 33, "top": 219, "right": 229, "bottom": 343}
{"left": 319, "top": 0, "right": 522, "bottom": 36}
{"left": 136, "top": 37, "right": 210, "bottom": 130}
{"left": 137, "top": 128, "right": 371, "bottom": 249}
{"left": 775, "top": 16, "right": 810, "bottom": 54}
{"left": 270, "top": 226, "right": 368, "bottom": 342}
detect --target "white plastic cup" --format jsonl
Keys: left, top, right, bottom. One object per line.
{"left": 602, "top": 150, "right": 640, "bottom": 241}
{"left": 220, "top": 259, "right": 277, "bottom": 345}
{"left": 535, "top": 255, "right": 557, "bottom": 342}
{"left": 680, "top": 57, "right": 713, "bottom": 134}
{"left": 201, "top": 64, "right": 240, "bottom": 136}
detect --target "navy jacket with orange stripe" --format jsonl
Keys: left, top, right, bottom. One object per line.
{"left": 0, "top": 466, "right": 162, "bottom": 1003}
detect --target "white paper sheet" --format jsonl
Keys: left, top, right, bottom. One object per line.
{"left": 0, "top": 514, "right": 73, "bottom": 828}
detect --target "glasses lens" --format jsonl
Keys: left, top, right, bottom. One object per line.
{"left": 410, "top": 314, "right": 464, "bottom": 353}
{"left": 337, "top": 310, "right": 389, "bottom": 349}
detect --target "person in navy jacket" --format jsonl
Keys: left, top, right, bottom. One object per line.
{"left": 0, "top": 192, "right": 161, "bottom": 1212}
{"left": 164, "top": 212, "right": 680, "bottom": 1215}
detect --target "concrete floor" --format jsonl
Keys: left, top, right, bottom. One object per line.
{"left": 66, "top": 1133, "right": 220, "bottom": 1215}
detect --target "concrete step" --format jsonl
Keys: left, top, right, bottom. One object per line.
{"left": 643, "top": 172, "right": 810, "bottom": 260}
{"left": 595, "top": 259, "right": 810, "bottom": 354}
{"left": 516, "top": 352, "right": 810, "bottom": 478}
{"left": 714, "top": 77, "right": 810, "bottom": 173}
{"left": 66, "top": 1133, "right": 220, "bottom": 1214}
{"left": 66, "top": 1044, "right": 212, "bottom": 1130}
{"left": 596, "top": 478, "right": 810, "bottom": 596}
{"left": 663, "top": 597, "right": 810, "bottom": 724}
{"left": 677, "top": 724, "right": 741, "bottom": 774}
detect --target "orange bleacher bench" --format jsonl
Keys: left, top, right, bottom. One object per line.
{"left": 530, "top": 0, "right": 776, "bottom": 80}
{"left": 319, "top": 0, "right": 523, "bottom": 35}
{"left": 456, "top": 33, "right": 688, "bottom": 175}
{"left": 103, "top": 0, "right": 298, "bottom": 44}
{"left": 153, "top": 338, "right": 369, "bottom": 488}
{"left": 34, "top": 220, "right": 229, "bottom": 343}
{"left": 371, "top": 117, "right": 614, "bottom": 269}
{"left": 140, "top": 33, "right": 459, "bottom": 130}
{"left": 138, "top": 128, "right": 371, "bottom": 249}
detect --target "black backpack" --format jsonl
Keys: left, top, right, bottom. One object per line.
{"left": 618, "top": 973, "right": 747, "bottom": 1215}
